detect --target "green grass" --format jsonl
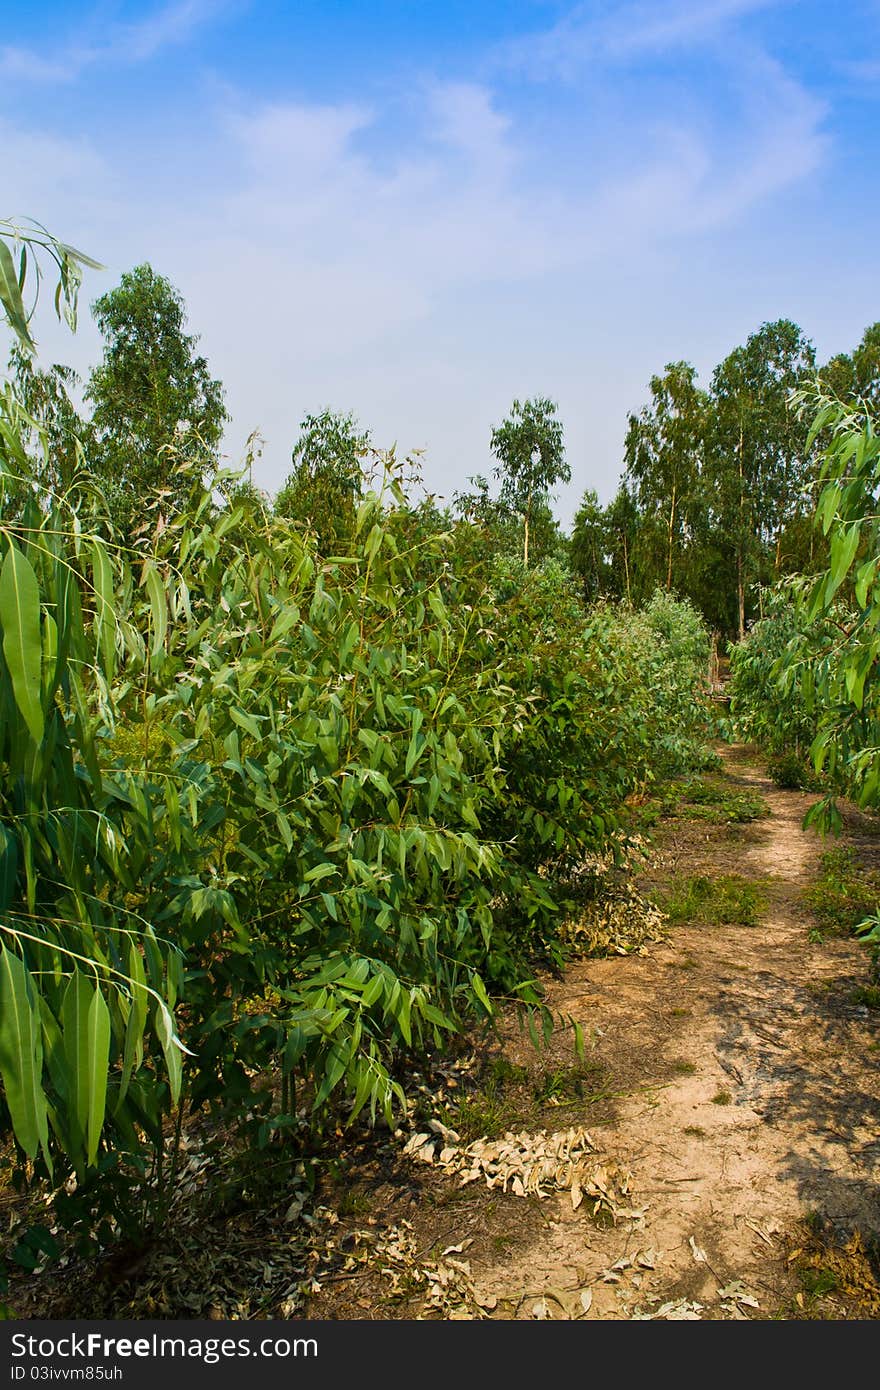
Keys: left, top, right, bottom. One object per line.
{"left": 658, "top": 777, "right": 769, "bottom": 825}
{"left": 445, "top": 1053, "right": 612, "bottom": 1140}
{"left": 803, "top": 847, "right": 880, "bottom": 940}
{"left": 531, "top": 1062, "right": 606, "bottom": 1105}
{"left": 663, "top": 873, "right": 768, "bottom": 927}
{"left": 849, "top": 984, "right": 880, "bottom": 1010}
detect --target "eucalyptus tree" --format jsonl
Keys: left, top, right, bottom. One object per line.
{"left": 820, "top": 323, "right": 880, "bottom": 411}
{"left": 86, "top": 263, "right": 227, "bottom": 538}
{"left": 490, "top": 396, "right": 569, "bottom": 567}
{"left": 7, "top": 348, "right": 85, "bottom": 506}
{"left": 275, "top": 408, "right": 370, "bottom": 550}
{"left": 705, "top": 320, "right": 816, "bottom": 639}
{"left": 623, "top": 361, "right": 707, "bottom": 594}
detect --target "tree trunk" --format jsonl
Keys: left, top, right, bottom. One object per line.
{"left": 523, "top": 488, "right": 531, "bottom": 567}
{"left": 666, "top": 483, "right": 676, "bottom": 591}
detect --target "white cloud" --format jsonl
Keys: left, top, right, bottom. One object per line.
{"left": 0, "top": 2, "right": 835, "bottom": 514}
{"left": 498, "top": 0, "right": 784, "bottom": 78}
{"left": 0, "top": 0, "right": 232, "bottom": 84}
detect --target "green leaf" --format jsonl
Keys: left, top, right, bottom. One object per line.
{"left": 85, "top": 988, "right": 110, "bottom": 1168}
{"left": 91, "top": 540, "right": 116, "bottom": 677}
{"left": 470, "top": 972, "right": 493, "bottom": 1016}
{"left": 0, "top": 824, "right": 18, "bottom": 912}
{"left": 61, "top": 972, "right": 97, "bottom": 1161}
{"left": 827, "top": 523, "right": 861, "bottom": 601}
{"left": 304, "top": 861, "right": 336, "bottom": 883}
{"left": 143, "top": 561, "right": 167, "bottom": 661}
{"left": 0, "top": 239, "right": 34, "bottom": 350}
{"left": 0, "top": 545, "right": 45, "bottom": 743}
{"left": 119, "top": 943, "right": 149, "bottom": 1106}
{"left": 154, "top": 999, "right": 184, "bottom": 1104}
{"left": 0, "top": 947, "right": 49, "bottom": 1162}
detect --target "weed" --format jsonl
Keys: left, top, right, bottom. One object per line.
{"left": 849, "top": 985, "right": 880, "bottom": 1009}
{"left": 767, "top": 752, "right": 821, "bottom": 791}
{"left": 447, "top": 1057, "right": 529, "bottom": 1140}
{"left": 670, "top": 1007, "right": 690, "bottom": 1017}
{"left": 804, "top": 847, "right": 880, "bottom": 939}
{"left": 671, "top": 1060, "right": 698, "bottom": 1075}
{"left": 449, "top": 1094, "right": 509, "bottom": 1142}
{"left": 659, "top": 777, "right": 769, "bottom": 824}
{"left": 532, "top": 1062, "right": 604, "bottom": 1105}
{"left": 800, "top": 1266, "right": 840, "bottom": 1297}
{"left": 711, "top": 1088, "right": 732, "bottom": 1105}
{"left": 663, "top": 873, "right": 767, "bottom": 927}
{"left": 335, "top": 1188, "right": 372, "bottom": 1219}
{"left": 683, "top": 1125, "right": 706, "bottom": 1137}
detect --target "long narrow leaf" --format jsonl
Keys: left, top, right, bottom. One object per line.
{"left": 0, "top": 946, "right": 49, "bottom": 1161}
{"left": 85, "top": 987, "right": 110, "bottom": 1168}
{"left": 0, "top": 545, "right": 45, "bottom": 743}
{"left": 0, "top": 239, "right": 34, "bottom": 350}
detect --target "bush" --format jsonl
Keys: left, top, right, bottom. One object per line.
{"left": 728, "top": 585, "right": 820, "bottom": 755}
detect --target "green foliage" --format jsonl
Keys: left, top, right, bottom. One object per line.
{"left": 0, "top": 394, "right": 184, "bottom": 1188}
{"left": 706, "top": 320, "right": 817, "bottom": 638}
{"left": 781, "top": 389, "right": 880, "bottom": 822}
{"left": 452, "top": 475, "right": 563, "bottom": 570}
{"left": 659, "top": 777, "right": 768, "bottom": 823}
{"left": 490, "top": 397, "right": 569, "bottom": 567}
{"left": 624, "top": 361, "right": 707, "bottom": 593}
{"left": 663, "top": 874, "right": 767, "bottom": 926}
{"left": 0, "top": 219, "right": 102, "bottom": 354}
{"left": 275, "top": 409, "right": 370, "bottom": 551}
{"left": 767, "top": 751, "right": 821, "bottom": 791}
{"left": 582, "top": 590, "right": 713, "bottom": 788}
{"left": 0, "top": 220, "right": 716, "bottom": 1259}
{"left": 803, "top": 848, "right": 880, "bottom": 940}
{"left": 728, "top": 585, "right": 824, "bottom": 755}
{"left": 86, "top": 264, "right": 227, "bottom": 533}
{"left": 820, "top": 324, "right": 880, "bottom": 414}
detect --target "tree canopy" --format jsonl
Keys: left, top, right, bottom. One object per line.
{"left": 490, "top": 396, "right": 569, "bottom": 566}
{"left": 86, "top": 263, "right": 226, "bottom": 536}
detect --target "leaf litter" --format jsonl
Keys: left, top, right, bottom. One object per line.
{"left": 403, "top": 1122, "right": 642, "bottom": 1224}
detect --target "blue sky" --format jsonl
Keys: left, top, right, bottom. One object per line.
{"left": 3, "top": 0, "right": 880, "bottom": 526}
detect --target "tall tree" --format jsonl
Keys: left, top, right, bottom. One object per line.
{"left": 623, "top": 361, "right": 706, "bottom": 592}
{"left": 820, "top": 323, "right": 880, "bottom": 411}
{"left": 490, "top": 396, "right": 569, "bottom": 566}
{"left": 86, "top": 264, "right": 226, "bottom": 535}
{"left": 706, "top": 319, "right": 816, "bottom": 639}
{"left": 275, "top": 408, "right": 370, "bottom": 550}
{"left": 6, "top": 348, "right": 85, "bottom": 507}
{"left": 569, "top": 488, "right": 613, "bottom": 602}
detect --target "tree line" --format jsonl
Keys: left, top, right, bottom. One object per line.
{"left": 571, "top": 322, "right": 880, "bottom": 639}
{"left": 9, "top": 258, "right": 879, "bottom": 644}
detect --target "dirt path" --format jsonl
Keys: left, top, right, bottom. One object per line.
{"left": 311, "top": 745, "right": 880, "bottom": 1321}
